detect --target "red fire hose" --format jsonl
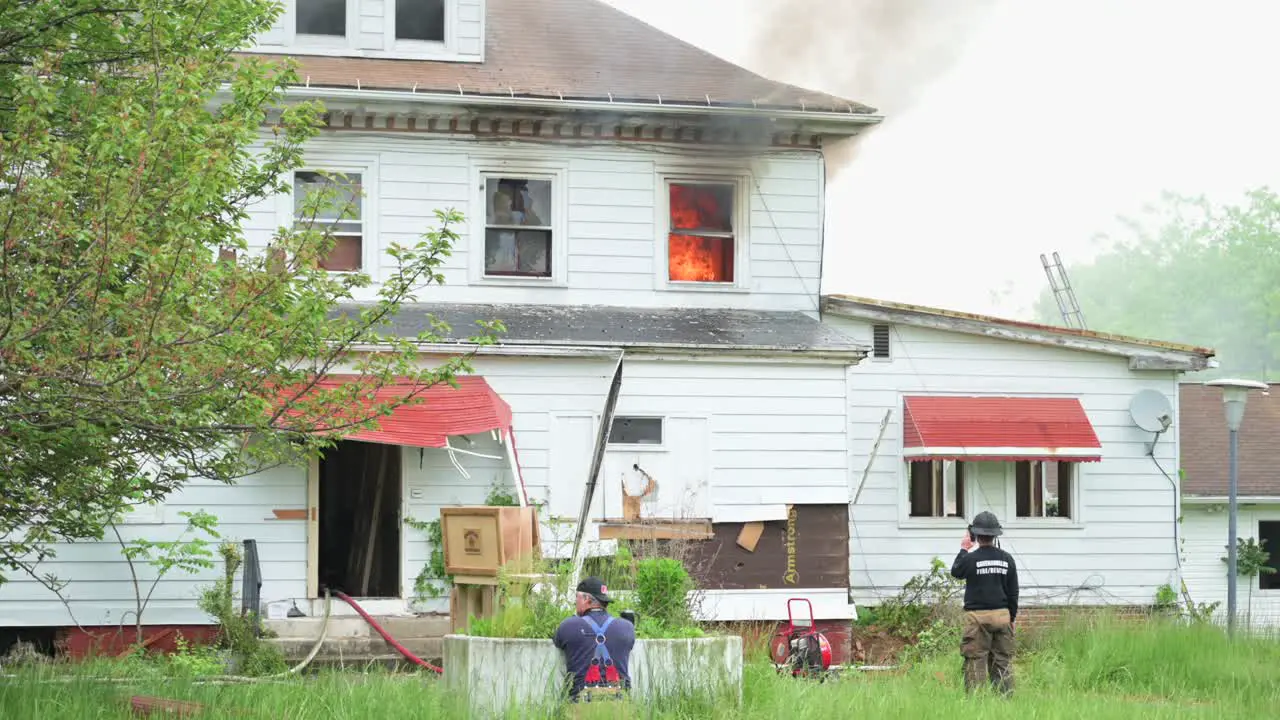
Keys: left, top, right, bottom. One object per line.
{"left": 333, "top": 591, "right": 444, "bottom": 674}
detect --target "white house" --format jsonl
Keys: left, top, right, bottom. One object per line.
{"left": 820, "top": 296, "right": 1215, "bottom": 613}
{"left": 1179, "top": 381, "right": 1280, "bottom": 628}
{"left": 0, "top": 0, "right": 879, "bottom": 657}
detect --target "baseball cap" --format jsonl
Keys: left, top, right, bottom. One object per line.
{"left": 576, "top": 576, "right": 613, "bottom": 604}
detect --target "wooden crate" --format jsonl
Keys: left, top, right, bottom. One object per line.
{"left": 439, "top": 506, "right": 540, "bottom": 578}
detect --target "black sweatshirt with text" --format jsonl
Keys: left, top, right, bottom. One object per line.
{"left": 950, "top": 546, "right": 1020, "bottom": 622}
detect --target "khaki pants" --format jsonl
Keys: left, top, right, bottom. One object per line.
{"left": 960, "top": 609, "right": 1015, "bottom": 696}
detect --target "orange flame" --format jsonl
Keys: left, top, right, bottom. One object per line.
{"left": 668, "top": 184, "right": 734, "bottom": 283}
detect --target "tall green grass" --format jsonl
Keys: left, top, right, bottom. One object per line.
{"left": 1, "top": 615, "right": 1276, "bottom": 718}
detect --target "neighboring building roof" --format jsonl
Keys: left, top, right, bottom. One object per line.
{"left": 1180, "top": 382, "right": 1280, "bottom": 499}
{"left": 821, "top": 295, "right": 1216, "bottom": 372}
{"left": 336, "top": 303, "right": 867, "bottom": 358}
{"left": 247, "top": 0, "right": 874, "bottom": 117}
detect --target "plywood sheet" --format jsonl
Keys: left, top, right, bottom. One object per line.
{"left": 687, "top": 504, "right": 849, "bottom": 590}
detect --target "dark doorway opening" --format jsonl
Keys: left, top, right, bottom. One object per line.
{"left": 318, "top": 440, "right": 402, "bottom": 598}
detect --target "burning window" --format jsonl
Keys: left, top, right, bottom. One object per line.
{"left": 667, "top": 183, "right": 735, "bottom": 284}
{"left": 396, "top": 0, "right": 445, "bottom": 42}
{"left": 294, "top": 170, "right": 363, "bottom": 272}
{"left": 484, "top": 177, "right": 553, "bottom": 278}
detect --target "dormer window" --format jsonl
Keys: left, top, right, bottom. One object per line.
{"left": 297, "top": 0, "right": 346, "bottom": 38}
{"left": 396, "top": 0, "right": 445, "bottom": 42}
{"left": 254, "top": 0, "right": 482, "bottom": 62}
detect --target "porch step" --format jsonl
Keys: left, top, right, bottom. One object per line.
{"left": 263, "top": 614, "right": 449, "bottom": 665}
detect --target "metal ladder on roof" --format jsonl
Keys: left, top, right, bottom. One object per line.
{"left": 1040, "top": 252, "right": 1087, "bottom": 330}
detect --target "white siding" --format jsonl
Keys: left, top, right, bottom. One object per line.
{"left": 827, "top": 316, "right": 1184, "bottom": 608}
{"left": 0, "top": 465, "right": 307, "bottom": 627}
{"left": 3, "top": 355, "right": 850, "bottom": 625}
{"left": 1182, "top": 504, "right": 1280, "bottom": 627}
{"left": 245, "top": 133, "right": 824, "bottom": 313}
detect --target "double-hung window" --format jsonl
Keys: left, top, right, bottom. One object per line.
{"left": 478, "top": 173, "right": 557, "bottom": 280}
{"left": 292, "top": 170, "right": 365, "bottom": 272}
{"left": 908, "top": 460, "right": 965, "bottom": 518}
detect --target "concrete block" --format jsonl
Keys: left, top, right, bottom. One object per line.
{"left": 377, "top": 615, "right": 451, "bottom": 639}
{"left": 443, "top": 634, "right": 743, "bottom": 719}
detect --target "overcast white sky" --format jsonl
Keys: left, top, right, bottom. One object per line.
{"left": 606, "top": 0, "right": 1280, "bottom": 319}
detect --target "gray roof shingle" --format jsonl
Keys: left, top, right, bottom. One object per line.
{"left": 241, "top": 0, "right": 874, "bottom": 115}
{"left": 1180, "top": 382, "right": 1280, "bottom": 497}
{"left": 337, "top": 303, "right": 866, "bottom": 354}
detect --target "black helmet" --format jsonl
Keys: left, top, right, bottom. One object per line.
{"left": 970, "top": 511, "right": 1004, "bottom": 537}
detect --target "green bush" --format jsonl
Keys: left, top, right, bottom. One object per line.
{"left": 634, "top": 556, "right": 696, "bottom": 630}
{"left": 196, "top": 542, "right": 287, "bottom": 676}
{"left": 465, "top": 549, "right": 704, "bottom": 639}
{"left": 874, "top": 557, "right": 964, "bottom": 641}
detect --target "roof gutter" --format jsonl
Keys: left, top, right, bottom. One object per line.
{"left": 821, "top": 296, "right": 1213, "bottom": 372}
{"left": 256, "top": 85, "right": 883, "bottom": 129}
{"left": 1183, "top": 496, "right": 1280, "bottom": 505}
{"left": 343, "top": 341, "right": 866, "bottom": 363}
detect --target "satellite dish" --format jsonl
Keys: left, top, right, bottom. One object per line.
{"left": 1129, "top": 389, "right": 1174, "bottom": 433}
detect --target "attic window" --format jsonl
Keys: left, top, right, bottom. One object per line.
{"left": 297, "top": 0, "right": 346, "bottom": 37}
{"left": 872, "top": 324, "right": 891, "bottom": 358}
{"left": 396, "top": 0, "right": 445, "bottom": 42}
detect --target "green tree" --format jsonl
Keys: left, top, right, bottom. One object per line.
{"left": 0, "top": 1, "right": 498, "bottom": 587}
{"left": 1034, "top": 188, "right": 1280, "bottom": 378}
{"left": 1220, "top": 536, "right": 1276, "bottom": 628}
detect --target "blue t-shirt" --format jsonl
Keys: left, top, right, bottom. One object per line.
{"left": 552, "top": 609, "right": 635, "bottom": 698}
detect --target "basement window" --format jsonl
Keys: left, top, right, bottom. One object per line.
{"left": 1259, "top": 521, "right": 1280, "bottom": 591}
{"left": 396, "top": 0, "right": 446, "bottom": 42}
{"left": 666, "top": 181, "right": 737, "bottom": 284}
{"left": 909, "top": 460, "right": 965, "bottom": 518}
{"left": 483, "top": 176, "right": 554, "bottom": 278}
{"left": 872, "top": 324, "right": 891, "bottom": 359}
{"left": 293, "top": 170, "right": 364, "bottom": 272}
{"left": 1015, "top": 461, "right": 1075, "bottom": 519}
{"left": 608, "top": 417, "right": 663, "bottom": 446}
{"left": 297, "top": 0, "right": 347, "bottom": 37}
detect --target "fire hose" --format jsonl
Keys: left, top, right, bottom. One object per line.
{"left": 333, "top": 591, "right": 444, "bottom": 674}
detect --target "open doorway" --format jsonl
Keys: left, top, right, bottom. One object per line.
{"left": 317, "top": 440, "right": 402, "bottom": 598}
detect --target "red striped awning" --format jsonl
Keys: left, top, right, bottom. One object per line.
{"left": 280, "top": 375, "right": 513, "bottom": 449}
{"left": 902, "top": 396, "right": 1102, "bottom": 462}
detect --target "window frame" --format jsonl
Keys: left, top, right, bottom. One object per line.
{"left": 1257, "top": 520, "right": 1280, "bottom": 592}
{"left": 905, "top": 460, "right": 968, "bottom": 520}
{"left": 653, "top": 168, "right": 752, "bottom": 293}
{"left": 606, "top": 416, "right": 666, "bottom": 451}
{"left": 277, "top": 156, "right": 378, "bottom": 277}
{"left": 1003, "top": 460, "right": 1085, "bottom": 526}
{"left": 386, "top": 0, "right": 454, "bottom": 54}
{"left": 468, "top": 160, "right": 568, "bottom": 286}
{"left": 289, "top": 0, "right": 358, "bottom": 48}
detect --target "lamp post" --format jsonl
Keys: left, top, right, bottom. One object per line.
{"left": 1205, "top": 378, "right": 1268, "bottom": 636}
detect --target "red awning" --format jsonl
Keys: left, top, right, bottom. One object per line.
{"left": 287, "top": 375, "right": 514, "bottom": 449}
{"left": 902, "top": 396, "right": 1102, "bottom": 462}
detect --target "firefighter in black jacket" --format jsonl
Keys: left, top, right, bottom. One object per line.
{"left": 950, "top": 511, "right": 1018, "bottom": 696}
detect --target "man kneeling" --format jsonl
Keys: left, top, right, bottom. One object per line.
{"left": 553, "top": 577, "right": 635, "bottom": 703}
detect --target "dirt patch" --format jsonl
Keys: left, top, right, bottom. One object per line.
{"left": 849, "top": 626, "right": 908, "bottom": 665}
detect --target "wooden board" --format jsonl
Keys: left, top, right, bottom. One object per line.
{"left": 736, "top": 522, "right": 765, "bottom": 552}
{"left": 686, "top": 504, "right": 849, "bottom": 590}
{"left": 597, "top": 520, "right": 712, "bottom": 541}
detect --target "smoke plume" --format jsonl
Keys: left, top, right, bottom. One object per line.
{"left": 753, "top": 0, "right": 999, "bottom": 176}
